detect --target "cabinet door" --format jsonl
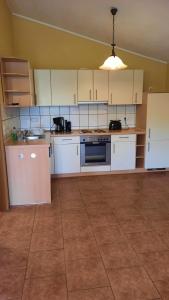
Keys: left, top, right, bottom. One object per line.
{"left": 51, "top": 70, "right": 77, "bottom": 105}
{"left": 109, "top": 70, "right": 133, "bottom": 104}
{"left": 146, "top": 93, "right": 169, "bottom": 141}
{"left": 133, "top": 70, "right": 143, "bottom": 104}
{"left": 78, "top": 70, "right": 93, "bottom": 101}
{"left": 34, "top": 70, "right": 51, "bottom": 106}
{"left": 111, "top": 141, "right": 136, "bottom": 170}
{"left": 145, "top": 140, "right": 169, "bottom": 169}
{"left": 54, "top": 143, "right": 80, "bottom": 174}
{"left": 6, "top": 146, "right": 51, "bottom": 205}
{"left": 93, "top": 70, "right": 108, "bottom": 101}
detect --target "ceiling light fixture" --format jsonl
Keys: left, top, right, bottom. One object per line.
{"left": 99, "top": 7, "right": 127, "bottom": 70}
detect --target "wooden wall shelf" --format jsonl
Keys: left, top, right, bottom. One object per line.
{"left": 1, "top": 57, "right": 34, "bottom": 107}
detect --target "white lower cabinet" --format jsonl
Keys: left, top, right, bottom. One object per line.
{"left": 54, "top": 136, "right": 80, "bottom": 174}
{"left": 111, "top": 135, "right": 136, "bottom": 170}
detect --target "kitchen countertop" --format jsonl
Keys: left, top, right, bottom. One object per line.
{"left": 5, "top": 138, "right": 50, "bottom": 147}
{"left": 50, "top": 128, "right": 146, "bottom": 137}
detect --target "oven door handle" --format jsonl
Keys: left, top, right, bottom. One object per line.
{"left": 80, "top": 142, "right": 107, "bottom": 145}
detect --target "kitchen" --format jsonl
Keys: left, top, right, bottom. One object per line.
{"left": 1, "top": 0, "right": 169, "bottom": 299}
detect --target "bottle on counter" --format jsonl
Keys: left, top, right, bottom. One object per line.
{"left": 11, "top": 127, "right": 18, "bottom": 141}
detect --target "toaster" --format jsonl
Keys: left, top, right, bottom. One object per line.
{"left": 109, "top": 120, "right": 122, "bottom": 130}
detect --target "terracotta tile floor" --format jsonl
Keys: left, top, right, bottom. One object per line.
{"left": 2, "top": 172, "right": 169, "bottom": 299}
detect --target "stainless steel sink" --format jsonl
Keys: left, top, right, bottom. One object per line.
{"left": 25, "top": 135, "right": 45, "bottom": 141}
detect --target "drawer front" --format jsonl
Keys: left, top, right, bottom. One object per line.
{"left": 111, "top": 134, "right": 136, "bottom": 142}
{"left": 53, "top": 136, "right": 80, "bottom": 144}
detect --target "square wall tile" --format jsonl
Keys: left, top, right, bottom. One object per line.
{"left": 108, "top": 114, "right": 116, "bottom": 122}
{"left": 60, "top": 106, "right": 69, "bottom": 115}
{"left": 40, "top": 106, "right": 50, "bottom": 115}
{"left": 89, "top": 114, "right": 98, "bottom": 128}
{"left": 30, "top": 116, "right": 40, "bottom": 128}
{"left": 126, "top": 105, "right": 136, "bottom": 114}
{"left": 30, "top": 107, "right": 40, "bottom": 116}
{"left": 98, "top": 114, "right": 108, "bottom": 127}
{"left": 116, "top": 114, "right": 126, "bottom": 127}
{"left": 108, "top": 105, "right": 117, "bottom": 114}
{"left": 89, "top": 104, "right": 98, "bottom": 115}
{"left": 98, "top": 104, "right": 108, "bottom": 114}
{"left": 126, "top": 113, "right": 136, "bottom": 127}
{"left": 80, "top": 115, "right": 89, "bottom": 128}
{"left": 70, "top": 106, "right": 79, "bottom": 115}
{"left": 40, "top": 116, "right": 51, "bottom": 129}
{"left": 69, "top": 115, "right": 80, "bottom": 127}
{"left": 50, "top": 106, "right": 60, "bottom": 116}
{"left": 20, "top": 107, "right": 30, "bottom": 116}
{"left": 20, "top": 116, "right": 30, "bottom": 129}
{"left": 79, "top": 105, "right": 89, "bottom": 115}
{"left": 117, "top": 105, "right": 126, "bottom": 114}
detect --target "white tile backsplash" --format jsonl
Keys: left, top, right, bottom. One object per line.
{"left": 20, "top": 104, "right": 136, "bottom": 130}
{"left": 40, "top": 116, "right": 51, "bottom": 129}
{"left": 70, "top": 106, "right": 79, "bottom": 115}
{"left": 40, "top": 106, "right": 50, "bottom": 115}
{"left": 20, "top": 116, "right": 31, "bottom": 129}
{"left": 89, "top": 114, "right": 98, "bottom": 127}
{"left": 30, "top": 107, "right": 40, "bottom": 115}
{"left": 49, "top": 106, "right": 60, "bottom": 116}
{"left": 60, "top": 106, "right": 69, "bottom": 115}
{"left": 70, "top": 114, "right": 80, "bottom": 127}
{"left": 80, "top": 114, "right": 89, "bottom": 128}
{"left": 30, "top": 116, "right": 40, "bottom": 128}
{"left": 98, "top": 114, "right": 108, "bottom": 127}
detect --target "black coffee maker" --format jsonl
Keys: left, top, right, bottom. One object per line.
{"left": 53, "top": 117, "right": 65, "bottom": 132}
{"left": 65, "top": 120, "right": 71, "bottom": 133}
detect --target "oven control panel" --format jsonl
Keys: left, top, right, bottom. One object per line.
{"left": 80, "top": 135, "right": 111, "bottom": 143}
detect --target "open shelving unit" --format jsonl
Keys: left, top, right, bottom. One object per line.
{"left": 136, "top": 134, "right": 145, "bottom": 168}
{"left": 1, "top": 57, "right": 34, "bottom": 107}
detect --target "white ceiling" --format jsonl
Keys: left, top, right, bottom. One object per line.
{"left": 7, "top": 0, "right": 169, "bottom": 62}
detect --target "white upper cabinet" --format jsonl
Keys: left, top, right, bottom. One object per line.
{"left": 34, "top": 70, "right": 51, "bottom": 106}
{"left": 93, "top": 70, "right": 108, "bottom": 101}
{"left": 78, "top": 70, "right": 108, "bottom": 102}
{"left": 133, "top": 70, "right": 143, "bottom": 104}
{"left": 109, "top": 70, "right": 133, "bottom": 105}
{"left": 78, "top": 70, "right": 93, "bottom": 101}
{"left": 51, "top": 70, "right": 78, "bottom": 106}
{"left": 109, "top": 69, "right": 143, "bottom": 105}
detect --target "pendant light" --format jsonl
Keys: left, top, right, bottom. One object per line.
{"left": 99, "top": 7, "right": 127, "bottom": 70}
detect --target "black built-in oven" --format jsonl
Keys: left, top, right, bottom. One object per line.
{"left": 80, "top": 135, "right": 111, "bottom": 166}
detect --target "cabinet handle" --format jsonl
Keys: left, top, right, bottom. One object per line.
{"left": 73, "top": 94, "right": 77, "bottom": 104}
{"left": 148, "top": 128, "right": 151, "bottom": 139}
{"left": 89, "top": 89, "right": 92, "bottom": 100}
{"left": 135, "top": 92, "right": 138, "bottom": 103}
{"left": 96, "top": 89, "right": 97, "bottom": 100}
{"left": 111, "top": 93, "right": 112, "bottom": 104}
{"left": 77, "top": 145, "right": 79, "bottom": 156}
{"left": 148, "top": 142, "right": 150, "bottom": 152}
{"left": 113, "top": 143, "right": 115, "bottom": 154}
{"left": 119, "top": 136, "right": 129, "bottom": 139}
{"left": 62, "top": 139, "right": 73, "bottom": 141}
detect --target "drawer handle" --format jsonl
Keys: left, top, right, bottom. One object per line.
{"left": 62, "top": 139, "right": 73, "bottom": 141}
{"left": 119, "top": 136, "right": 129, "bottom": 139}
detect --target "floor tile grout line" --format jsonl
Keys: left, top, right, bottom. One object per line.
{"left": 77, "top": 183, "right": 116, "bottom": 299}
{"left": 60, "top": 185, "right": 69, "bottom": 300}
{"left": 20, "top": 205, "right": 37, "bottom": 300}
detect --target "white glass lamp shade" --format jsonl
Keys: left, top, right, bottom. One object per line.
{"left": 99, "top": 55, "right": 127, "bottom": 70}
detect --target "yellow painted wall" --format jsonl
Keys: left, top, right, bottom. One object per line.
{"left": 11, "top": 15, "right": 168, "bottom": 92}
{"left": 0, "top": 0, "right": 13, "bottom": 56}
